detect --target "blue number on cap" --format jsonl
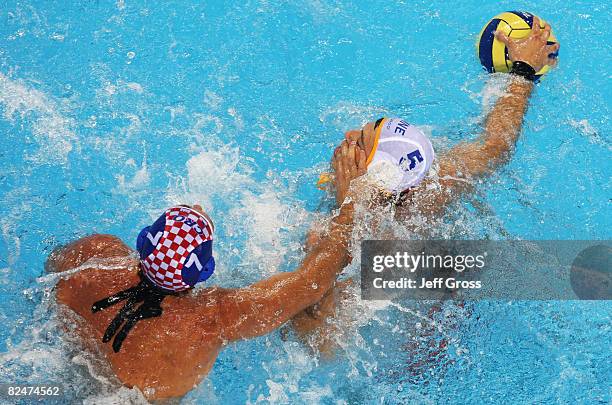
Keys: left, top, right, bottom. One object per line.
{"left": 399, "top": 150, "right": 424, "bottom": 171}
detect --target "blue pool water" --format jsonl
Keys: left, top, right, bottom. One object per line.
{"left": 0, "top": 0, "right": 610, "bottom": 403}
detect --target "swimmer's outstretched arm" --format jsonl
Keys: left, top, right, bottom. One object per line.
{"left": 217, "top": 203, "right": 354, "bottom": 341}
{"left": 432, "top": 78, "right": 534, "bottom": 200}
{"left": 412, "top": 17, "right": 560, "bottom": 215}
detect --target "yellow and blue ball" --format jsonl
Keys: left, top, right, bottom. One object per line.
{"left": 477, "top": 11, "right": 558, "bottom": 79}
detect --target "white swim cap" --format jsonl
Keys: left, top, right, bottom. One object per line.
{"left": 366, "top": 118, "right": 435, "bottom": 193}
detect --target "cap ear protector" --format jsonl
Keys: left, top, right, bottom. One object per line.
{"left": 199, "top": 256, "right": 215, "bottom": 282}
{"left": 136, "top": 226, "right": 150, "bottom": 258}
{"left": 180, "top": 239, "right": 215, "bottom": 286}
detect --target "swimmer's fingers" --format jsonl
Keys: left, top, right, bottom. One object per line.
{"left": 341, "top": 158, "right": 352, "bottom": 191}
{"left": 353, "top": 143, "right": 365, "bottom": 174}
{"left": 347, "top": 141, "right": 358, "bottom": 178}
{"left": 345, "top": 130, "right": 359, "bottom": 141}
{"left": 356, "top": 148, "right": 367, "bottom": 176}
{"left": 353, "top": 141, "right": 361, "bottom": 163}
{"left": 335, "top": 156, "right": 344, "bottom": 179}
{"left": 341, "top": 140, "right": 349, "bottom": 157}
{"left": 334, "top": 158, "right": 349, "bottom": 205}
{"left": 332, "top": 145, "right": 341, "bottom": 171}
{"left": 334, "top": 141, "right": 348, "bottom": 169}
{"left": 494, "top": 30, "right": 510, "bottom": 47}
{"left": 532, "top": 16, "right": 541, "bottom": 34}
{"left": 546, "top": 43, "right": 560, "bottom": 68}
{"left": 540, "top": 23, "right": 551, "bottom": 42}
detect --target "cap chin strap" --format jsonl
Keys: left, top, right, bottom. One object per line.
{"left": 91, "top": 271, "right": 180, "bottom": 352}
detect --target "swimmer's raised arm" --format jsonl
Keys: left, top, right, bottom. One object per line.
{"left": 218, "top": 202, "right": 354, "bottom": 342}
{"left": 421, "top": 17, "right": 559, "bottom": 212}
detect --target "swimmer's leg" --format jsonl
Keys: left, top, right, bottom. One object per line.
{"left": 45, "top": 234, "right": 132, "bottom": 273}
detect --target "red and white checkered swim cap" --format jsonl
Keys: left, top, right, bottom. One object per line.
{"left": 138, "top": 206, "right": 214, "bottom": 292}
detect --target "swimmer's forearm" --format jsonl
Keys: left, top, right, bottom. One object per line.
{"left": 219, "top": 204, "right": 353, "bottom": 340}
{"left": 272, "top": 202, "right": 353, "bottom": 303}
{"left": 439, "top": 77, "right": 534, "bottom": 182}
{"left": 482, "top": 77, "right": 534, "bottom": 163}
{"left": 459, "top": 77, "right": 534, "bottom": 176}
{"left": 298, "top": 207, "right": 353, "bottom": 290}
{"left": 415, "top": 78, "right": 534, "bottom": 217}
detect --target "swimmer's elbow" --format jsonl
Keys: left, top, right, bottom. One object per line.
{"left": 481, "top": 136, "right": 515, "bottom": 171}
{"left": 454, "top": 137, "right": 513, "bottom": 180}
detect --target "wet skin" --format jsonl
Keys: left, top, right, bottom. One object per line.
{"left": 50, "top": 203, "right": 355, "bottom": 400}
{"left": 49, "top": 18, "right": 561, "bottom": 397}
{"left": 292, "top": 18, "right": 561, "bottom": 352}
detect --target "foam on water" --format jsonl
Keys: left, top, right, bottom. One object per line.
{"left": 319, "top": 101, "right": 390, "bottom": 132}
{"left": 568, "top": 118, "right": 610, "bottom": 151}
{"left": 0, "top": 73, "right": 77, "bottom": 164}
{"left": 366, "top": 160, "right": 405, "bottom": 192}
{"left": 166, "top": 145, "right": 311, "bottom": 286}
{"left": 1, "top": 1, "right": 609, "bottom": 403}
{"left": 115, "top": 152, "right": 150, "bottom": 194}
{"left": 0, "top": 278, "right": 149, "bottom": 404}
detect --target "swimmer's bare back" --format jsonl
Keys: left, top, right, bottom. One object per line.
{"left": 49, "top": 204, "right": 354, "bottom": 401}
{"left": 50, "top": 234, "right": 224, "bottom": 399}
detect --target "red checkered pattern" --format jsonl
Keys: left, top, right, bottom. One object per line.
{"left": 141, "top": 206, "right": 213, "bottom": 291}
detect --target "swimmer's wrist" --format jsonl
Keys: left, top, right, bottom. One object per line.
{"left": 510, "top": 61, "right": 537, "bottom": 82}
{"left": 332, "top": 202, "right": 354, "bottom": 226}
{"left": 329, "top": 203, "right": 354, "bottom": 244}
{"left": 507, "top": 74, "right": 535, "bottom": 96}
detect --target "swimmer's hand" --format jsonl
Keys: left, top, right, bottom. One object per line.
{"left": 331, "top": 140, "right": 366, "bottom": 206}
{"left": 495, "top": 16, "right": 560, "bottom": 73}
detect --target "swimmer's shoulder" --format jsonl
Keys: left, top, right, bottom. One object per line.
{"left": 49, "top": 234, "right": 137, "bottom": 310}
{"left": 46, "top": 234, "right": 133, "bottom": 274}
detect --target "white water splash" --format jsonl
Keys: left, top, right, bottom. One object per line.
{"left": 568, "top": 118, "right": 610, "bottom": 150}
{"left": 319, "top": 101, "right": 389, "bottom": 131}
{"left": 115, "top": 152, "right": 150, "bottom": 193}
{"left": 166, "top": 144, "right": 309, "bottom": 283}
{"left": 0, "top": 282, "right": 148, "bottom": 403}
{"left": 366, "top": 160, "right": 405, "bottom": 192}
{"left": 0, "top": 73, "right": 77, "bottom": 164}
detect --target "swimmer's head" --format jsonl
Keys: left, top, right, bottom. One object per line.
{"left": 320, "top": 118, "right": 435, "bottom": 195}
{"left": 136, "top": 205, "right": 215, "bottom": 292}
